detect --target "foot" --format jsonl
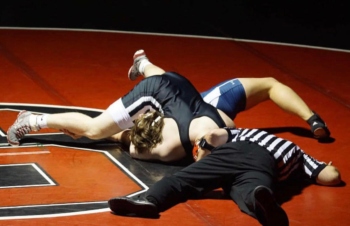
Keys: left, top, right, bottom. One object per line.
{"left": 108, "top": 196, "right": 159, "bottom": 218}
{"left": 253, "top": 186, "right": 289, "bottom": 226}
{"left": 7, "top": 111, "right": 38, "bottom": 146}
{"left": 307, "top": 111, "right": 331, "bottom": 139}
{"left": 128, "top": 49, "right": 148, "bottom": 81}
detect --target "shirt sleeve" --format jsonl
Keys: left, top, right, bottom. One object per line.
{"left": 224, "top": 127, "right": 240, "bottom": 142}
{"left": 302, "top": 152, "right": 327, "bottom": 181}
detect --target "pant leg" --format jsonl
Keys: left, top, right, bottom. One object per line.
{"left": 146, "top": 141, "right": 276, "bottom": 213}
{"left": 223, "top": 142, "right": 277, "bottom": 218}
{"left": 226, "top": 171, "right": 274, "bottom": 218}
{"left": 146, "top": 142, "right": 248, "bottom": 212}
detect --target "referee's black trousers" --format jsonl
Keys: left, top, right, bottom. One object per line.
{"left": 145, "top": 141, "right": 277, "bottom": 218}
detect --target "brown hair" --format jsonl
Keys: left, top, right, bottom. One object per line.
{"left": 130, "top": 111, "right": 165, "bottom": 154}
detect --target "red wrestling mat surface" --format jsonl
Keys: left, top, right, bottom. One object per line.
{"left": 0, "top": 28, "right": 349, "bottom": 226}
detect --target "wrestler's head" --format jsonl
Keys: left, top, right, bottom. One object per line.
{"left": 130, "top": 111, "right": 164, "bottom": 153}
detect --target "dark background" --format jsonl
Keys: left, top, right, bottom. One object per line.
{"left": 1, "top": 1, "right": 349, "bottom": 50}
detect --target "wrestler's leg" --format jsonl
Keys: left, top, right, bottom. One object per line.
{"left": 7, "top": 109, "right": 123, "bottom": 146}
{"left": 239, "top": 77, "right": 313, "bottom": 120}
{"left": 239, "top": 77, "right": 330, "bottom": 138}
{"left": 47, "top": 110, "right": 122, "bottom": 140}
{"left": 143, "top": 63, "right": 165, "bottom": 77}
{"left": 128, "top": 49, "right": 165, "bottom": 80}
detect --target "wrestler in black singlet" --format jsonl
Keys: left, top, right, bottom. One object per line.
{"left": 121, "top": 72, "right": 226, "bottom": 156}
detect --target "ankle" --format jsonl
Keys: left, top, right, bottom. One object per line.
{"left": 306, "top": 111, "right": 323, "bottom": 125}
{"left": 29, "top": 115, "right": 39, "bottom": 131}
{"left": 138, "top": 59, "right": 151, "bottom": 75}
{"left": 30, "top": 114, "right": 48, "bottom": 131}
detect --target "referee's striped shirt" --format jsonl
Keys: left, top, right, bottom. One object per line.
{"left": 227, "top": 128, "right": 326, "bottom": 181}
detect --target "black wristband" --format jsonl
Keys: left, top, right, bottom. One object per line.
{"left": 198, "top": 137, "right": 215, "bottom": 151}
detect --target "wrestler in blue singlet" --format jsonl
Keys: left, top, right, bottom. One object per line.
{"left": 201, "top": 79, "right": 246, "bottom": 120}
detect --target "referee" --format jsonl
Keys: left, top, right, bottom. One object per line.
{"left": 109, "top": 128, "right": 341, "bottom": 226}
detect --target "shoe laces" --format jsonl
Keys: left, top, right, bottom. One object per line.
{"left": 14, "top": 124, "right": 31, "bottom": 140}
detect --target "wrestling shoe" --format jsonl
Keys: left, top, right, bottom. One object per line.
{"left": 307, "top": 111, "right": 331, "bottom": 139}
{"left": 7, "top": 111, "right": 39, "bottom": 146}
{"left": 253, "top": 185, "right": 289, "bottom": 226}
{"left": 128, "top": 49, "right": 148, "bottom": 81}
{"left": 108, "top": 196, "right": 159, "bottom": 218}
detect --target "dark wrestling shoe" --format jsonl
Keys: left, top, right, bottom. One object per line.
{"left": 108, "top": 196, "right": 159, "bottom": 218}
{"left": 307, "top": 111, "right": 331, "bottom": 139}
{"left": 253, "top": 186, "right": 289, "bottom": 226}
{"left": 128, "top": 49, "right": 148, "bottom": 81}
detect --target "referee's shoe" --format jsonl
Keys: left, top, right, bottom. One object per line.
{"left": 253, "top": 185, "right": 289, "bottom": 226}
{"left": 108, "top": 196, "right": 159, "bottom": 218}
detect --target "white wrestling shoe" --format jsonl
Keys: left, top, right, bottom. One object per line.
{"left": 128, "top": 49, "right": 148, "bottom": 81}
{"left": 7, "top": 111, "right": 39, "bottom": 146}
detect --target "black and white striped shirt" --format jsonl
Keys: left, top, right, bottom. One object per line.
{"left": 227, "top": 128, "right": 326, "bottom": 181}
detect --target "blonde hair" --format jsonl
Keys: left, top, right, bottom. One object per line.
{"left": 130, "top": 111, "right": 164, "bottom": 154}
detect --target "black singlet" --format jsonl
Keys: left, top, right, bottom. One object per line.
{"left": 121, "top": 72, "right": 226, "bottom": 156}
